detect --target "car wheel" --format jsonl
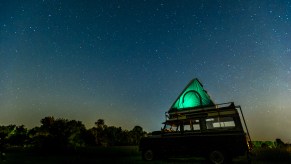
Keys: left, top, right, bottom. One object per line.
{"left": 209, "top": 150, "right": 225, "bottom": 164}
{"left": 142, "top": 149, "right": 154, "bottom": 161}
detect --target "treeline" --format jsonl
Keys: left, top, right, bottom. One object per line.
{"left": 0, "top": 117, "right": 147, "bottom": 151}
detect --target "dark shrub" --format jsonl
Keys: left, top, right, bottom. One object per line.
{"left": 255, "top": 148, "right": 291, "bottom": 162}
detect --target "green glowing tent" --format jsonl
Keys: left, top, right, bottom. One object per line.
{"left": 168, "top": 78, "right": 215, "bottom": 113}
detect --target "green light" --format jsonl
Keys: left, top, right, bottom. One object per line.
{"left": 171, "top": 79, "right": 214, "bottom": 110}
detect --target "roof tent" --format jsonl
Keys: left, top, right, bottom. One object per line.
{"left": 168, "top": 78, "right": 215, "bottom": 113}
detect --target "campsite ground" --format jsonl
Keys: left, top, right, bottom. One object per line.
{"left": 1, "top": 146, "right": 290, "bottom": 164}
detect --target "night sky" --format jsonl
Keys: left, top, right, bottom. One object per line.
{"left": 1, "top": 0, "right": 291, "bottom": 142}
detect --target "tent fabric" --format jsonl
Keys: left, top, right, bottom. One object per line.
{"left": 169, "top": 79, "right": 215, "bottom": 113}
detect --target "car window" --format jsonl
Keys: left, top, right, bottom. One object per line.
{"left": 184, "top": 124, "right": 191, "bottom": 131}
{"left": 184, "top": 119, "right": 200, "bottom": 132}
{"left": 206, "top": 117, "right": 235, "bottom": 129}
{"left": 192, "top": 119, "right": 200, "bottom": 131}
{"left": 164, "top": 124, "right": 173, "bottom": 132}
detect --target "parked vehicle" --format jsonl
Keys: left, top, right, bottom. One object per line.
{"left": 139, "top": 79, "right": 252, "bottom": 164}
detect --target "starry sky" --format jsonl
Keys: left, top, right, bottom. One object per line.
{"left": 1, "top": 0, "right": 291, "bottom": 142}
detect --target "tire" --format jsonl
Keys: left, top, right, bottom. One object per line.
{"left": 142, "top": 149, "right": 155, "bottom": 161}
{"left": 208, "top": 150, "right": 225, "bottom": 164}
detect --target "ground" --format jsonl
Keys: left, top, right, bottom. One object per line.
{"left": 1, "top": 146, "right": 290, "bottom": 164}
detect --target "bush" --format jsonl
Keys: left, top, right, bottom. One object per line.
{"left": 254, "top": 147, "right": 291, "bottom": 162}
{"left": 252, "top": 141, "right": 275, "bottom": 149}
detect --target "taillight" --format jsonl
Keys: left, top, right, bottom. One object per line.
{"left": 246, "top": 139, "right": 253, "bottom": 151}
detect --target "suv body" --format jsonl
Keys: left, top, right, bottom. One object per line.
{"left": 139, "top": 79, "right": 252, "bottom": 163}
{"left": 139, "top": 102, "right": 251, "bottom": 163}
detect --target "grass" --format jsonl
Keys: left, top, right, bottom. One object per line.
{"left": 1, "top": 146, "right": 291, "bottom": 164}
{"left": 251, "top": 146, "right": 291, "bottom": 163}
{"left": 0, "top": 146, "right": 208, "bottom": 164}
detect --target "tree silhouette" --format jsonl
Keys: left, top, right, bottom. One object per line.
{"left": 95, "top": 119, "right": 105, "bottom": 129}
{"left": 94, "top": 119, "right": 107, "bottom": 146}
{"left": 104, "top": 126, "right": 123, "bottom": 146}
{"left": 0, "top": 117, "right": 148, "bottom": 151}
{"left": 83, "top": 128, "right": 98, "bottom": 146}
{"left": 8, "top": 125, "right": 28, "bottom": 146}
{"left": 66, "top": 120, "right": 86, "bottom": 147}
{"left": 130, "top": 126, "right": 146, "bottom": 145}
{"left": 0, "top": 125, "right": 16, "bottom": 150}
{"left": 37, "top": 117, "right": 87, "bottom": 151}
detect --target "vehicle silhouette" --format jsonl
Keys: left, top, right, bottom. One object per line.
{"left": 139, "top": 79, "right": 251, "bottom": 164}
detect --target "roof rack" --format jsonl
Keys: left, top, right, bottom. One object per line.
{"left": 167, "top": 102, "right": 236, "bottom": 116}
